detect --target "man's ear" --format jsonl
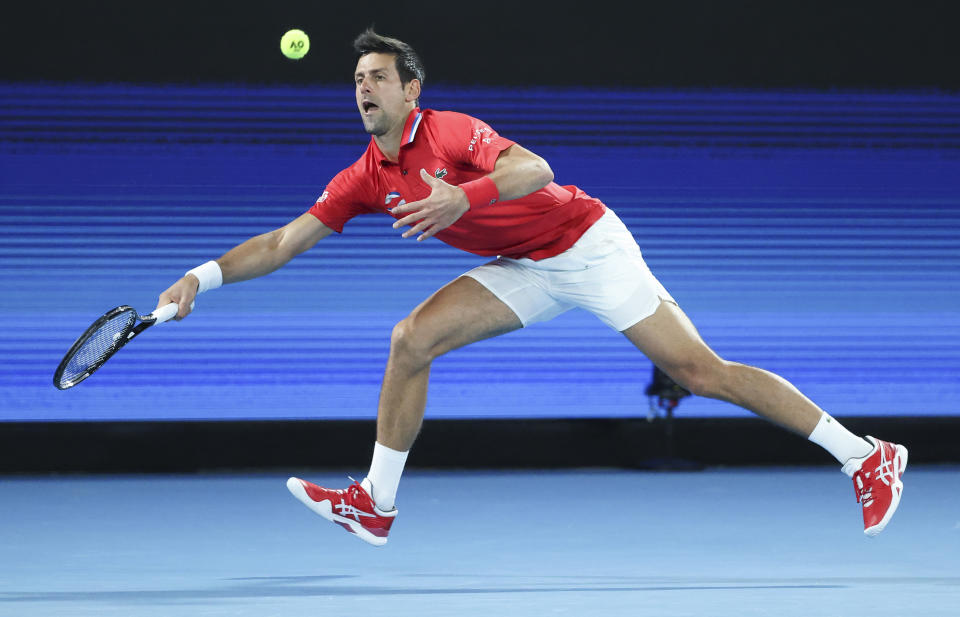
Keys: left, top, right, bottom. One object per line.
{"left": 405, "top": 79, "right": 421, "bottom": 103}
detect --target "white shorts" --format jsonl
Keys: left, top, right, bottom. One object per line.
{"left": 464, "top": 209, "right": 675, "bottom": 331}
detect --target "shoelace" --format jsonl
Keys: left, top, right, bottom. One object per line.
{"left": 344, "top": 476, "right": 365, "bottom": 500}
{"left": 852, "top": 469, "right": 873, "bottom": 506}
{"left": 335, "top": 477, "right": 375, "bottom": 521}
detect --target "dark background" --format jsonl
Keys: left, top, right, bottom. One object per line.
{"left": 4, "top": 0, "right": 958, "bottom": 89}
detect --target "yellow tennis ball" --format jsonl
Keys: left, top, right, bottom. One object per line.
{"left": 281, "top": 29, "right": 310, "bottom": 60}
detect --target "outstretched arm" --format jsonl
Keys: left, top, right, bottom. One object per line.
{"left": 390, "top": 144, "right": 553, "bottom": 241}
{"left": 157, "top": 213, "right": 333, "bottom": 319}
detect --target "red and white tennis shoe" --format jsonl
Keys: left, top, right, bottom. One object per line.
{"left": 841, "top": 436, "right": 908, "bottom": 537}
{"left": 286, "top": 477, "right": 396, "bottom": 546}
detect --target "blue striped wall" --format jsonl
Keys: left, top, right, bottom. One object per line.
{"left": 4, "top": 83, "right": 959, "bottom": 148}
{"left": 1, "top": 83, "right": 958, "bottom": 420}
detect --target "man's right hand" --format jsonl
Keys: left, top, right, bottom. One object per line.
{"left": 156, "top": 274, "right": 199, "bottom": 321}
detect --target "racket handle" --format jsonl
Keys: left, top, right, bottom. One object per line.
{"left": 151, "top": 300, "right": 195, "bottom": 324}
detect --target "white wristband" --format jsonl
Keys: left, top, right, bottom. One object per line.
{"left": 185, "top": 260, "right": 223, "bottom": 294}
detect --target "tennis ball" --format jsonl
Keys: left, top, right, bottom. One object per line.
{"left": 281, "top": 29, "right": 310, "bottom": 60}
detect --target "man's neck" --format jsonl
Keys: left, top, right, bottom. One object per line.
{"left": 373, "top": 133, "right": 402, "bottom": 163}
{"left": 373, "top": 107, "right": 416, "bottom": 163}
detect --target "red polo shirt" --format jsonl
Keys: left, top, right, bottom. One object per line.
{"left": 308, "top": 108, "right": 605, "bottom": 260}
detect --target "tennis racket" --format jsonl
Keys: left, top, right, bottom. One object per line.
{"left": 53, "top": 302, "right": 190, "bottom": 390}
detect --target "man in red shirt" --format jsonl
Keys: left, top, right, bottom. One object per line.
{"left": 158, "top": 29, "right": 907, "bottom": 546}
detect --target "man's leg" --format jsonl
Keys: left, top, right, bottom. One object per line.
{"left": 287, "top": 276, "right": 523, "bottom": 545}
{"left": 621, "top": 300, "right": 827, "bottom": 436}
{"left": 621, "top": 299, "right": 907, "bottom": 536}
{"left": 365, "top": 275, "right": 521, "bottom": 509}
{"left": 376, "top": 275, "right": 523, "bottom": 451}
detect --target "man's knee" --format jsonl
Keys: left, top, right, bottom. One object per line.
{"left": 390, "top": 316, "right": 437, "bottom": 368}
{"left": 665, "top": 358, "right": 729, "bottom": 399}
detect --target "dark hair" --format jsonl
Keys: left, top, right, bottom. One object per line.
{"left": 353, "top": 28, "right": 426, "bottom": 91}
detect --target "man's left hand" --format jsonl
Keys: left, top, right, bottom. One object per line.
{"left": 391, "top": 169, "right": 469, "bottom": 241}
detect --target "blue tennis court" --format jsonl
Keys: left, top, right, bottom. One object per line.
{"left": 1, "top": 468, "right": 957, "bottom": 616}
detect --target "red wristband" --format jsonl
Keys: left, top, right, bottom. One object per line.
{"left": 459, "top": 176, "right": 499, "bottom": 208}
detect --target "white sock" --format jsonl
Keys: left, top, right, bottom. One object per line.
{"left": 363, "top": 441, "right": 408, "bottom": 511}
{"left": 808, "top": 413, "right": 873, "bottom": 465}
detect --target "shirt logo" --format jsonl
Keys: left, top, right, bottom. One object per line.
{"left": 318, "top": 191, "right": 329, "bottom": 203}
{"left": 434, "top": 168, "right": 448, "bottom": 179}
{"left": 468, "top": 127, "right": 491, "bottom": 152}
{"left": 385, "top": 191, "right": 405, "bottom": 210}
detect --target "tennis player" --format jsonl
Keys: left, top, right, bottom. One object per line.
{"left": 158, "top": 29, "right": 908, "bottom": 546}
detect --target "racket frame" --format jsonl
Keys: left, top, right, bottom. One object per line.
{"left": 53, "top": 305, "right": 160, "bottom": 390}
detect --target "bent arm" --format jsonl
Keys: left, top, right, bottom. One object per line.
{"left": 485, "top": 144, "right": 554, "bottom": 201}
{"left": 158, "top": 213, "right": 333, "bottom": 318}
{"left": 391, "top": 144, "right": 556, "bottom": 241}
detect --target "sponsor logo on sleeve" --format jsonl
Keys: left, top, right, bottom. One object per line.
{"left": 468, "top": 127, "right": 491, "bottom": 152}
{"left": 317, "top": 191, "right": 329, "bottom": 203}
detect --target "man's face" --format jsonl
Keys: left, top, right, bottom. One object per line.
{"left": 355, "top": 52, "right": 416, "bottom": 137}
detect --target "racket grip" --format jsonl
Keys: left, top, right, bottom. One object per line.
{"left": 152, "top": 303, "right": 179, "bottom": 323}
{"left": 152, "top": 300, "right": 195, "bottom": 324}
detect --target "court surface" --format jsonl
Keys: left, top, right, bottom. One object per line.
{"left": 2, "top": 467, "right": 957, "bottom": 617}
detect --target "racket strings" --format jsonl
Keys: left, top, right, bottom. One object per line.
{"left": 59, "top": 311, "right": 136, "bottom": 386}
